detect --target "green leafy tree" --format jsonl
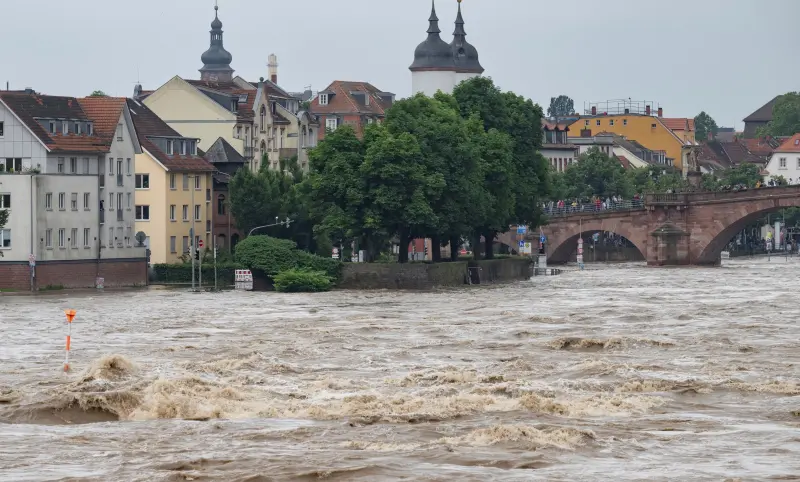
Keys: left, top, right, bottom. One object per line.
{"left": 0, "top": 210, "right": 7, "bottom": 229}
{"left": 701, "top": 173, "right": 720, "bottom": 191}
{"left": 694, "top": 111, "right": 719, "bottom": 142}
{"left": 758, "top": 92, "right": 800, "bottom": 137}
{"left": 721, "top": 163, "right": 762, "bottom": 187}
{"left": 561, "top": 148, "right": 632, "bottom": 199}
{"left": 89, "top": 90, "right": 108, "bottom": 97}
{"left": 547, "top": 95, "right": 576, "bottom": 118}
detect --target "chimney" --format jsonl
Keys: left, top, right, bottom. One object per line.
{"left": 581, "top": 129, "right": 592, "bottom": 138}
{"left": 657, "top": 107, "right": 663, "bottom": 117}
{"left": 646, "top": 105, "right": 651, "bottom": 116}
{"left": 591, "top": 106, "right": 597, "bottom": 115}
{"left": 268, "top": 54, "right": 278, "bottom": 84}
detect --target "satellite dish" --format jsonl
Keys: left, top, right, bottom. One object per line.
{"left": 135, "top": 231, "right": 147, "bottom": 247}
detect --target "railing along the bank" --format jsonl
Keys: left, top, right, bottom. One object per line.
{"left": 545, "top": 200, "right": 644, "bottom": 218}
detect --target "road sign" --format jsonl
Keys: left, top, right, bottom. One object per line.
{"left": 518, "top": 240, "right": 525, "bottom": 248}
{"left": 523, "top": 242, "right": 532, "bottom": 255}
{"left": 540, "top": 235, "right": 546, "bottom": 244}
{"left": 517, "top": 226, "right": 527, "bottom": 235}
{"left": 28, "top": 254, "right": 35, "bottom": 267}
{"left": 332, "top": 248, "right": 340, "bottom": 259}
{"left": 198, "top": 239, "right": 204, "bottom": 248}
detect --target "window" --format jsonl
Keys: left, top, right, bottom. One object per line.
{"left": 109, "top": 158, "right": 114, "bottom": 175}
{"left": 595, "top": 120, "right": 601, "bottom": 126}
{"left": 70, "top": 228, "right": 78, "bottom": 249}
{"left": 194, "top": 204, "right": 201, "bottom": 221}
{"left": 0, "top": 121, "right": 3, "bottom": 137}
{"left": 74, "top": 122, "right": 81, "bottom": 135}
{"left": 0, "top": 193, "right": 9, "bottom": 209}
{"left": 45, "top": 229, "right": 52, "bottom": 248}
{"left": 87, "top": 124, "right": 93, "bottom": 136}
{"left": 609, "top": 120, "right": 615, "bottom": 126}
{"left": 326, "top": 118, "right": 338, "bottom": 131}
{"left": 3, "top": 158, "right": 22, "bottom": 172}
{"left": 170, "top": 205, "right": 176, "bottom": 221}
{"left": 117, "top": 227, "right": 123, "bottom": 246}
{"left": 170, "top": 174, "right": 176, "bottom": 190}
{"left": 49, "top": 121, "right": 56, "bottom": 134}
{"left": 194, "top": 175, "right": 201, "bottom": 190}
{"left": 170, "top": 236, "right": 177, "bottom": 253}
{"left": 108, "top": 227, "right": 114, "bottom": 247}
{"left": 218, "top": 195, "right": 226, "bottom": 215}
{"left": 182, "top": 236, "right": 189, "bottom": 254}
{"left": 180, "top": 141, "right": 187, "bottom": 155}
{"left": 167, "top": 140, "right": 174, "bottom": 155}
{"left": 45, "top": 193, "right": 53, "bottom": 210}
{"left": 319, "top": 93, "right": 329, "bottom": 105}
{"left": 70, "top": 193, "right": 78, "bottom": 211}
{"left": 108, "top": 192, "right": 114, "bottom": 210}
{"left": 116, "top": 123, "right": 123, "bottom": 141}
{"left": 57, "top": 158, "right": 65, "bottom": 173}
{"left": 623, "top": 119, "right": 628, "bottom": 126}
{"left": 183, "top": 174, "right": 189, "bottom": 190}
{"left": 83, "top": 193, "right": 90, "bottom": 210}
{"left": 584, "top": 120, "right": 589, "bottom": 127}
{"left": 62, "top": 121, "right": 68, "bottom": 134}
{"left": 58, "top": 228, "right": 65, "bottom": 249}
{"left": 651, "top": 123, "right": 657, "bottom": 129}
{"left": 182, "top": 205, "right": 188, "bottom": 221}
{"left": 0, "top": 229, "right": 9, "bottom": 249}
{"left": 117, "top": 193, "right": 123, "bottom": 213}
{"left": 126, "top": 193, "right": 131, "bottom": 209}
{"left": 58, "top": 193, "right": 65, "bottom": 210}
{"left": 116, "top": 160, "right": 122, "bottom": 178}
{"left": 135, "top": 205, "right": 150, "bottom": 221}
{"left": 797, "top": 158, "right": 800, "bottom": 169}
{"left": 83, "top": 228, "right": 90, "bottom": 248}
{"left": 126, "top": 159, "right": 131, "bottom": 175}
{"left": 780, "top": 157, "right": 787, "bottom": 168}
{"left": 82, "top": 157, "right": 90, "bottom": 174}
{"left": 135, "top": 174, "right": 150, "bottom": 189}
{"left": 367, "top": 118, "right": 374, "bottom": 125}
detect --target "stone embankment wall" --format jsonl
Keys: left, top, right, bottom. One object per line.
{"left": 338, "top": 258, "right": 532, "bottom": 290}
{"left": 0, "top": 259, "right": 147, "bottom": 291}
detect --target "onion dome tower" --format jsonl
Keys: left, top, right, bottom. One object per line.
{"left": 450, "top": 0, "right": 484, "bottom": 81}
{"left": 199, "top": 3, "right": 234, "bottom": 82}
{"left": 409, "top": 0, "right": 457, "bottom": 96}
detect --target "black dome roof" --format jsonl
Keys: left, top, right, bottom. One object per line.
{"left": 450, "top": 3, "right": 483, "bottom": 74}
{"left": 409, "top": 1, "right": 455, "bottom": 71}
{"left": 200, "top": 6, "right": 233, "bottom": 73}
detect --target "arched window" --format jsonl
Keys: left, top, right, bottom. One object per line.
{"left": 217, "top": 194, "right": 226, "bottom": 215}
{"left": 260, "top": 140, "right": 266, "bottom": 153}
{"left": 308, "top": 128, "right": 314, "bottom": 146}
{"left": 217, "top": 234, "right": 227, "bottom": 249}
{"left": 260, "top": 105, "right": 266, "bottom": 132}
{"left": 301, "top": 126, "right": 307, "bottom": 147}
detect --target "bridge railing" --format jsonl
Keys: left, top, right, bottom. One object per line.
{"left": 545, "top": 200, "right": 644, "bottom": 218}
{"left": 645, "top": 193, "right": 689, "bottom": 205}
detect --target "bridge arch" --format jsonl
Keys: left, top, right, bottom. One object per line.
{"left": 549, "top": 229, "right": 646, "bottom": 264}
{"left": 694, "top": 198, "right": 800, "bottom": 264}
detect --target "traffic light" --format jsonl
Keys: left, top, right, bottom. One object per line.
{"left": 194, "top": 249, "right": 200, "bottom": 261}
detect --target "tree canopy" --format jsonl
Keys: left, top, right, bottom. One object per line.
{"left": 89, "top": 90, "right": 108, "bottom": 97}
{"left": 694, "top": 111, "right": 719, "bottom": 142}
{"left": 0, "top": 210, "right": 7, "bottom": 230}
{"left": 758, "top": 92, "right": 800, "bottom": 137}
{"left": 547, "top": 95, "right": 576, "bottom": 118}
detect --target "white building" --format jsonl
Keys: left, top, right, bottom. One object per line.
{"left": 409, "top": 0, "right": 483, "bottom": 97}
{"left": 763, "top": 133, "right": 800, "bottom": 184}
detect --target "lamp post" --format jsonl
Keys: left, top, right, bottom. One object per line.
{"left": 248, "top": 217, "right": 292, "bottom": 237}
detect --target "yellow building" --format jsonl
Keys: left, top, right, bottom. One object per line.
{"left": 126, "top": 100, "right": 216, "bottom": 264}
{"left": 568, "top": 102, "right": 695, "bottom": 169}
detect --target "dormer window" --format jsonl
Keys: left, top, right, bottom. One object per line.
{"left": 238, "top": 94, "right": 248, "bottom": 103}
{"left": 271, "top": 102, "right": 276, "bottom": 114}
{"left": 166, "top": 140, "right": 174, "bottom": 155}
{"left": 232, "top": 100, "right": 239, "bottom": 113}
{"left": 49, "top": 121, "right": 56, "bottom": 134}
{"left": 180, "top": 140, "right": 187, "bottom": 155}
{"left": 62, "top": 121, "right": 68, "bottom": 134}
{"left": 75, "top": 122, "right": 81, "bottom": 134}
{"left": 87, "top": 123, "right": 93, "bottom": 135}
{"left": 319, "top": 94, "right": 329, "bottom": 106}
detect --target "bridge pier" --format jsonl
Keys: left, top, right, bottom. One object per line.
{"left": 648, "top": 222, "right": 690, "bottom": 266}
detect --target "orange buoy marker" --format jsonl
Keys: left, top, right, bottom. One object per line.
{"left": 64, "top": 310, "right": 76, "bottom": 372}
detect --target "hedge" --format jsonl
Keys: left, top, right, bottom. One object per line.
{"left": 273, "top": 269, "right": 332, "bottom": 292}
{"left": 152, "top": 263, "right": 238, "bottom": 285}
{"left": 235, "top": 235, "right": 343, "bottom": 281}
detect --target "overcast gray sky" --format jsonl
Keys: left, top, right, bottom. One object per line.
{"left": 5, "top": 0, "right": 798, "bottom": 129}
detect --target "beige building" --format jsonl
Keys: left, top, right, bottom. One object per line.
{"left": 126, "top": 99, "right": 215, "bottom": 264}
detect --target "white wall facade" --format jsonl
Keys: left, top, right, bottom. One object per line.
{"left": 453, "top": 72, "right": 480, "bottom": 88}
{"left": 541, "top": 148, "right": 578, "bottom": 173}
{"left": 412, "top": 70, "right": 456, "bottom": 97}
{"left": 0, "top": 102, "right": 48, "bottom": 172}
{"left": 0, "top": 174, "right": 34, "bottom": 262}
{"left": 35, "top": 174, "right": 100, "bottom": 262}
{"left": 765, "top": 152, "right": 800, "bottom": 184}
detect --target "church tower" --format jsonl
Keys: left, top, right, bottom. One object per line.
{"left": 199, "top": 3, "right": 234, "bottom": 82}
{"left": 409, "top": 0, "right": 483, "bottom": 96}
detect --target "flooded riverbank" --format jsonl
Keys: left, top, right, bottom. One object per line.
{"left": 1, "top": 259, "right": 798, "bottom": 481}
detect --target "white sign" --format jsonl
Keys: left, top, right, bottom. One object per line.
{"left": 235, "top": 269, "right": 254, "bottom": 291}
{"left": 522, "top": 242, "right": 532, "bottom": 255}
{"left": 332, "top": 248, "right": 340, "bottom": 259}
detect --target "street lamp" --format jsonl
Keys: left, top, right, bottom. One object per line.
{"left": 248, "top": 217, "right": 292, "bottom": 237}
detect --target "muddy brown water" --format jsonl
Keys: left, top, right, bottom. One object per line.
{"left": 1, "top": 258, "right": 799, "bottom": 481}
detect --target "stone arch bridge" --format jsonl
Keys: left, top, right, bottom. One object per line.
{"left": 498, "top": 186, "right": 800, "bottom": 266}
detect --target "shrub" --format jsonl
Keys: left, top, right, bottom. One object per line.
{"left": 234, "top": 236, "right": 298, "bottom": 275}
{"left": 273, "top": 269, "right": 332, "bottom": 293}
{"left": 296, "top": 250, "right": 343, "bottom": 281}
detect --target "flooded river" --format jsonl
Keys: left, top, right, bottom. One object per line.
{"left": 1, "top": 258, "right": 799, "bottom": 481}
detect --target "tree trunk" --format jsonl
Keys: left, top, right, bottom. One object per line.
{"left": 398, "top": 229, "right": 410, "bottom": 264}
{"left": 484, "top": 231, "right": 495, "bottom": 260}
{"left": 431, "top": 235, "right": 442, "bottom": 262}
{"left": 472, "top": 234, "right": 483, "bottom": 260}
{"left": 450, "top": 236, "right": 460, "bottom": 261}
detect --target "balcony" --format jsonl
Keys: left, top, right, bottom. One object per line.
{"left": 244, "top": 146, "right": 255, "bottom": 159}
{"left": 117, "top": 210, "right": 123, "bottom": 222}
{"left": 116, "top": 174, "right": 123, "bottom": 187}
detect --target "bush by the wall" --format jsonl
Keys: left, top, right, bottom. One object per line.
{"left": 234, "top": 236, "right": 298, "bottom": 275}
{"left": 152, "top": 263, "right": 238, "bottom": 285}
{"left": 273, "top": 269, "right": 332, "bottom": 292}
{"left": 296, "top": 250, "right": 343, "bottom": 281}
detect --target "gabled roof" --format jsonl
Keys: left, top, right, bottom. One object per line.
{"left": 183, "top": 79, "right": 255, "bottom": 123}
{"left": 205, "top": 137, "right": 246, "bottom": 164}
{"left": 0, "top": 92, "right": 109, "bottom": 153}
{"left": 743, "top": 96, "right": 781, "bottom": 123}
{"left": 774, "top": 133, "right": 800, "bottom": 153}
{"left": 77, "top": 96, "right": 126, "bottom": 145}
{"left": 309, "top": 81, "right": 393, "bottom": 116}
{"left": 542, "top": 120, "right": 571, "bottom": 131}
{"left": 660, "top": 118, "right": 695, "bottom": 131}
{"left": 125, "top": 99, "right": 215, "bottom": 172}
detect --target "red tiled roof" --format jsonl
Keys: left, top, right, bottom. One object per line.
{"left": 738, "top": 137, "right": 780, "bottom": 156}
{"left": 309, "top": 80, "right": 392, "bottom": 116}
{"left": 775, "top": 133, "right": 800, "bottom": 153}
{"left": 125, "top": 99, "right": 215, "bottom": 172}
{"left": 660, "top": 118, "right": 693, "bottom": 131}
{"left": 0, "top": 92, "right": 109, "bottom": 153}
{"left": 542, "top": 120, "right": 571, "bottom": 131}
{"left": 77, "top": 97, "right": 126, "bottom": 144}
{"left": 616, "top": 155, "right": 631, "bottom": 169}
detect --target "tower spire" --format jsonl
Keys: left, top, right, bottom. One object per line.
{"left": 453, "top": 0, "right": 466, "bottom": 40}
{"left": 427, "top": 0, "right": 441, "bottom": 35}
{"left": 200, "top": 0, "right": 234, "bottom": 81}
